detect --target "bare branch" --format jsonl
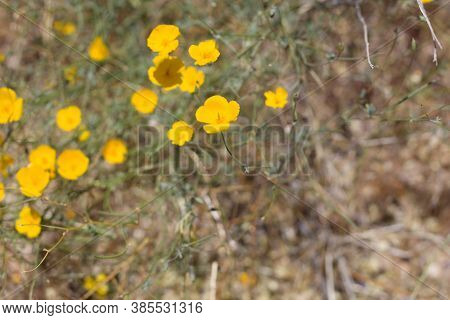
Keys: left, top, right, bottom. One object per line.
{"left": 416, "top": 0, "right": 443, "bottom": 65}
{"left": 355, "top": 1, "right": 375, "bottom": 69}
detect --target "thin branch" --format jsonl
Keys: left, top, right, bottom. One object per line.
{"left": 355, "top": 0, "right": 375, "bottom": 69}
{"left": 416, "top": 0, "right": 443, "bottom": 65}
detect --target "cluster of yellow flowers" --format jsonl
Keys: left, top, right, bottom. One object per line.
{"left": 130, "top": 24, "right": 289, "bottom": 146}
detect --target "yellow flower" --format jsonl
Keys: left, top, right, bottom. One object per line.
{"left": 180, "top": 67, "right": 205, "bottom": 93}
{"left": 102, "top": 139, "right": 127, "bottom": 164}
{"left": 88, "top": 37, "right": 109, "bottom": 62}
{"left": 0, "top": 87, "right": 23, "bottom": 124}
{"left": 56, "top": 105, "right": 81, "bottom": 132}
{"left": 151, "top": 56, "right": 184, "bottom": 88}
{"left": 147, "top": 24, "right": 180, "bottom": 54}
{"left": 16, "top": 164, "right": 50, "bottom": 197}
{"left": 57, "top": 149, "right": 89, "bottom": 180}
{"left": 53, "top": 21, "right": 76, "bottom": 36}
{"left": 131, "top": 88, "right": 158, "bottom": 114}
{"left": 0, "top": 154, "right": 14, "bottom": 177}
{"left": 0, "top": 182, "right": 4, "bottom": 202}
{"left": 78, "top": 130, "right": 91, "bottom": 142}
{"left": 15, "top": 206, "right": 42, "bottom": 239}
{"left": 195, "top": 95, "right": 240, "bottom": 134}
{"left": 422, "top": 0, "right": 433, "bottom": 3}
{"left": 0, "top": 53, "right": 5, "bottom": 63}
{"left": 29, "top": 145, "right": 56, "bottom": 178}
{"left": 147, "top": 55, "right": 178, "bottom": 91}
{"left": 264, "top": 87, "right": 288, "bottom": 109}
{"left": 83, "top": 273, "right": 109, "bottom": 296}
{"left": 188, "top": 40, "right": 220, "bottom": 66}
{"left": 167, "top": 121, "right": 194, "bottom": 146}
{"left": 64, "top": 66, "right": 77, "bottom": 84}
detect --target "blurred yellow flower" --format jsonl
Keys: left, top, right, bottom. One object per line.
{"left": 167, "top": 121, "right": 194, "bottom": 146}
{"left": 180, "top": 67, "right": 205, "bottom": 93}
{"left": 53, "top": 21, "right": 76, "bottom": 36}
{"left": 195, "top": 95, "right": 240, "bottom": 134}
{"left": 56, "top": 105, "right": 81, "bottom": 132}
{"left": 102, "top": 139, "right": 127, "bottom": 165}
{"left": 16, "top": 164, "right": 50, "bottom": 197}
{"left": 189, "top": 40, "right": 220, "bottom": 66}
{"left": 147, "top": 55, "right": 178, "bottom": 91}
{"left": 83, "top": 273, "right": 109, "bottom": 296}
{"left": 64, "top": 66, "right": 77, "bottom": 84}
{"left": 0, "top": 154, "right": 14, "bottom": 177}
{"left": 152, "top": 56, "right": 184, "bottom": 88}
{"left": 88, "top": 37, "right": 109, "bottom": 62}
{"left": 264, "top": 87, "right": 288, "bottom": 109}
{"left": 147, "top": 24, "right": 180, "bottom": 54}
{"left": 15, "top": 206, "right": 42, "bottom": 239}
{"left": 0, "top": 53, "right": 5, "bottom": 63}
{"left": 57, "top": 149, "right": 89, "bottom": 180}
{"left": 29, "top": 145, "right": 56, "bottom": 178}
{"left": 78, "top": 130, "right": 91, "bottom": 142}
{"left": 131, "top": 88, "right": 158, "bottom": 114}
{"left": 422, "top": 0, "right": 433, "bottom": 3}
{"left": 0, "top": 182, "right": 4, "bottom": 202}
{"left": 0, "top": 87, "right": 23, "bottom": 124}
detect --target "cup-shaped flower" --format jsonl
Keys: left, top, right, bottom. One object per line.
{"left": 57, "top": 149, "right": 89, "bottom": 180}
{"left": 195, "top": 95, "right": 240, "bottom": 134}
{"left": 131, "top": 88, "right": 158, "bottom": 114}
{"left": 29, "top": 145, "right": 56, "bottom": 178}
{"left": 102, "top": 139, "right": 127, "bottom": 165}
{"left": 0, "top": 87, "right": 23, "bottom": 124}
{"left": 15, "top": 206, "right": 42, "bottom": 239}
{"left": 152, "top": 56, "right": 184, "bottom": 88}
{"left": 56, "top": 105, "right": 81, "bottom": 132}
{"left": 264, "top": 87, "right": 288, "bottom": 109}
{"left": 147, "top": 25, "right": 180, "bottom": 54}
{"left": 16, "top": 164, "right": 50, "bottom": 198}
{"left": 180, "top": 67, "right": 205, "bottom": 93}
{"left": 189, "top": 40, "right": 220, "bottom": 66}
{"left": 167, "top": 121, "right": 194, "bottom": 146}
{"left": 88, "top": 37, "right": 109, "bottom": 62}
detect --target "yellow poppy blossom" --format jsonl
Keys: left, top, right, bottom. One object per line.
{"left": 78, "top": 130, "right": 91, "bottom": 142}
{"left": 167, "top": 121, "right": 194, "bottom": 146}
{"left": 53, "top": 21, "right": 76, "bottom": 36}
{"left": 188, "top": 40, "right": 220, "bottom": 66}
{"left": 102, "top": 139, "right": 127, "bottom": 164}
{"left": 0, "top": 154, "right": 14, "bottom": 177}
{"left": 180, "top": 67, "right": 205, "bottom": 93}
{"left": 422, "top": 0, "right": 433, "bottom": 3}
{"left": 152, "top": 56, "right": 184, "bottom": 88}
{"left": 29, "top": 145, "right": 56, "bottom": 178}
{"left": 131, "top": 88, "right": 158, "bottom": 114}
{"left": 0, "top": 87, "right": 23, "bottom": 124}
{"left": 57, "top": 149, "right": 89, "bottom": 180}
{"left": 83, "top": 273, "right": 109, "bottom": 296}
{"left": 0, "top": 182, "right": 4, "bottom": 202}
{"left": 88, "top": 37, "right": 109, "bottom": 62}
{"left": 264, "top": 87, "right": 288, "bottom": 109}
{"left": 15, "top": 206, "right": 42, "bottom": 239}
{"left": 195, "top": 95, "right": 240, "bottom": 134}
{"left": 16, "top": 164, "right": 50, "bottom": 197}
{"left": 56, "top": 105, "right": 81, "bottom": 132}
{"left": 147, "top": 24, "right": 180, "bottom": 54}
{"left": 0, "top": 53, "right": 5, "bottom": 63}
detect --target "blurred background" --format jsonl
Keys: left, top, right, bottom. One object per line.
{"left": 0, "top": 0, "right": 449, "bottom": 299}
